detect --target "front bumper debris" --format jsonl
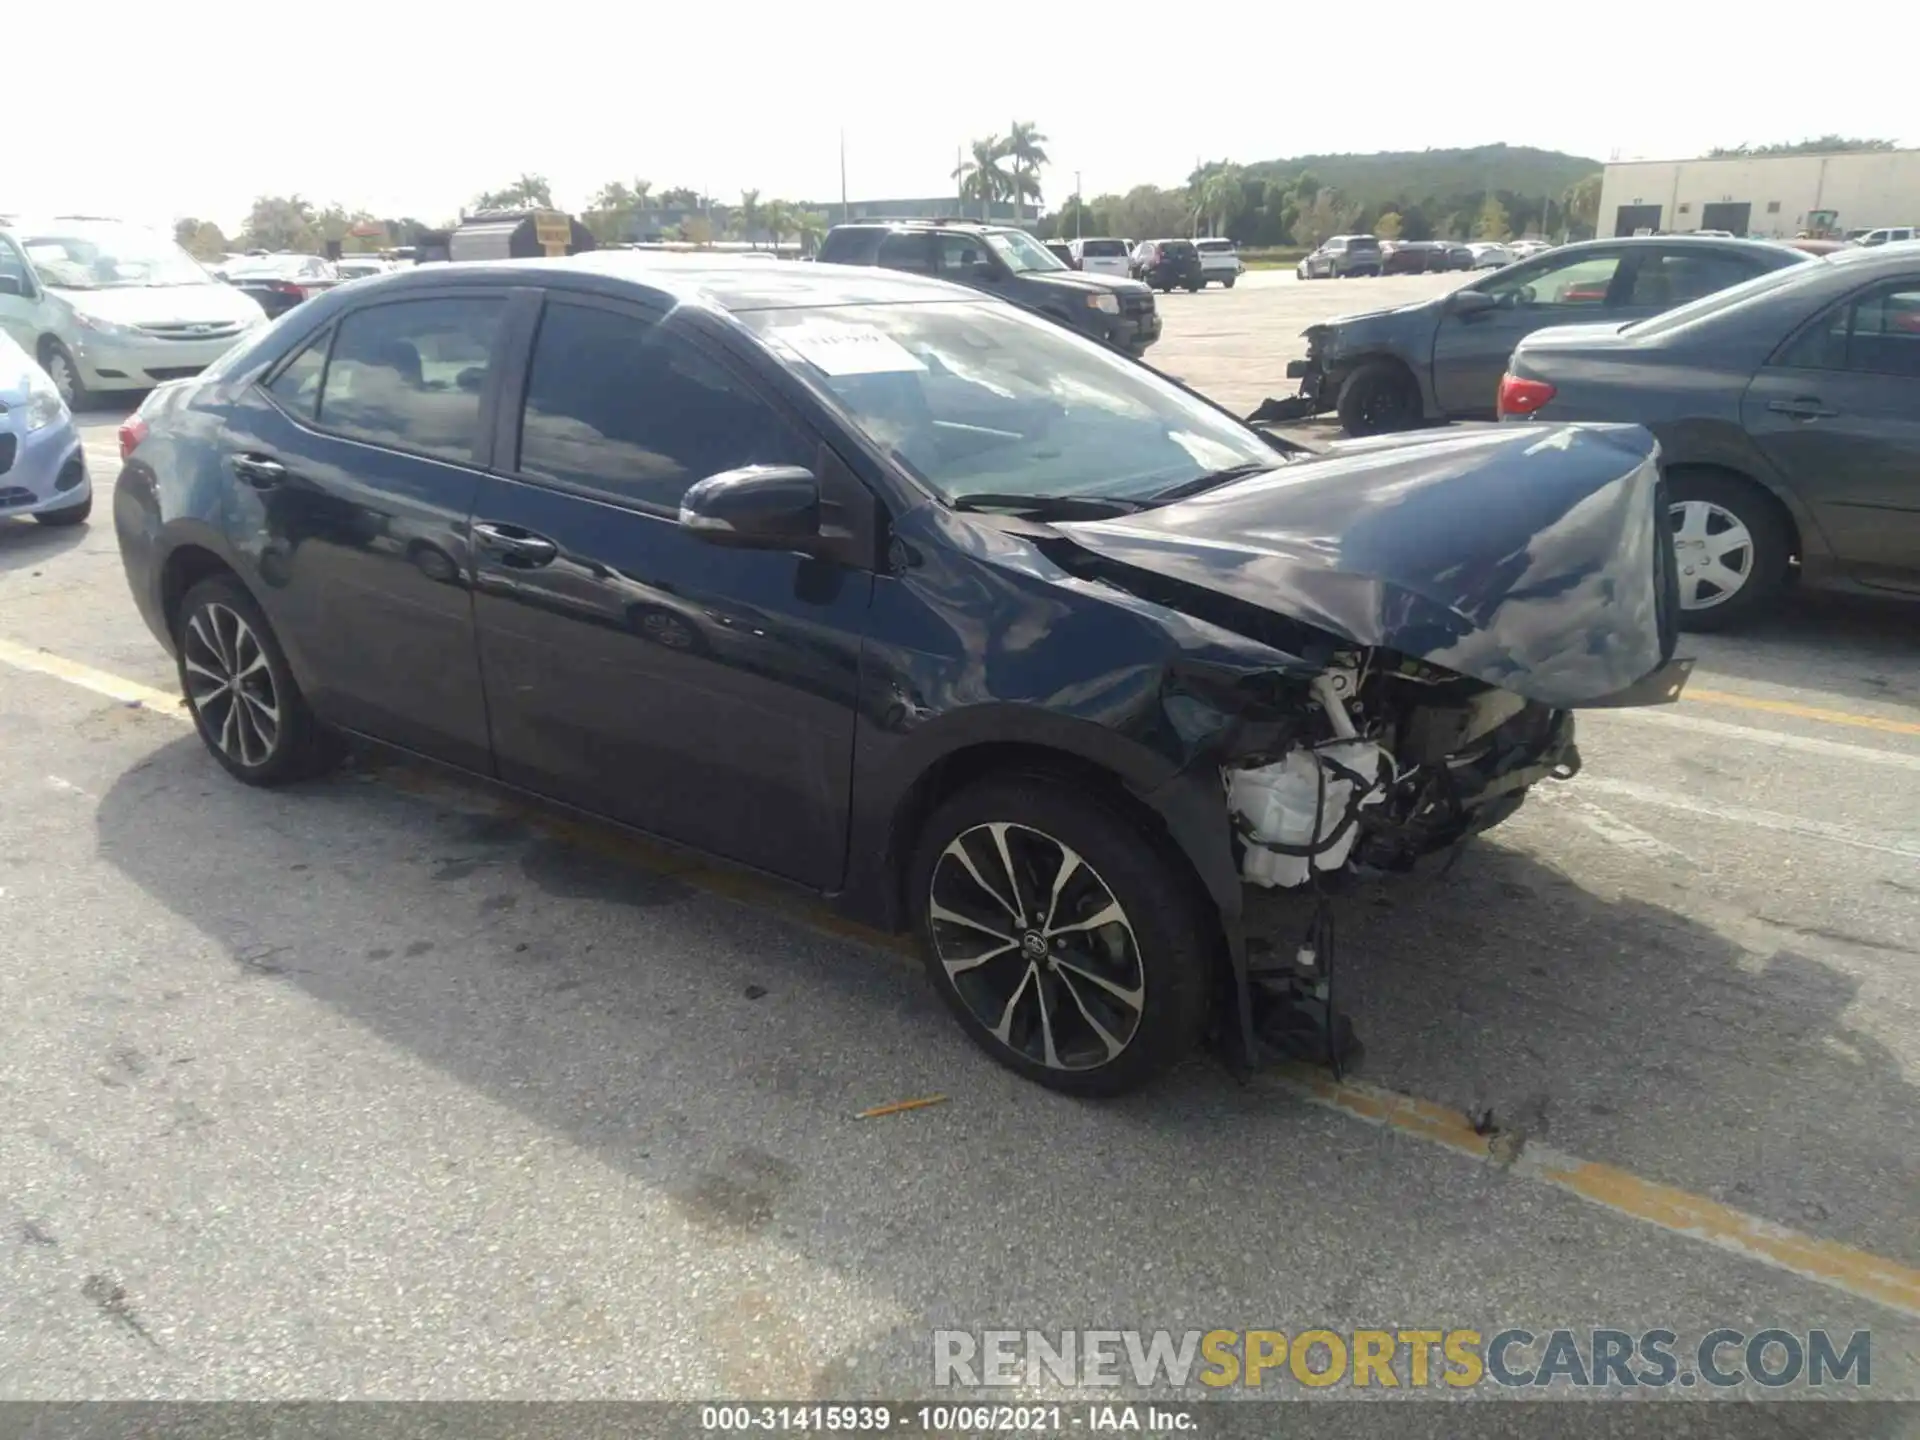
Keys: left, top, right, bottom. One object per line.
{"left": 1247, "top": 356, "right": 1330, "bottom": 426}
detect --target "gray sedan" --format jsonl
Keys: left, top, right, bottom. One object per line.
{"left": 1501, "top": 245, "right": 1920, "bottom": 629}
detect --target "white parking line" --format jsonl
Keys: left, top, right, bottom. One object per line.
{"left": 1575, "top": 775, "right": 1920, "bottom": 862}
{"left": 0, "top": 636, "right": 184, "bottom": 718}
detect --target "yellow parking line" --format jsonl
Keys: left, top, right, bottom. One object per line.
{"left": 1686, "top": 687, "right": 1920, "bottom": 738}
{"left": 0, "top": 637, "right": 186, "bottom": 718}
{"left": 6, "top": 636, "right": 1919, "bottom": 1318}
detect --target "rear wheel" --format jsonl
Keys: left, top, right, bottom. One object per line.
{"left": 1336, "top": 361, "right": 1422, "bottom": 436}
{"left": 1667, "top": 470, "right": 1790, "bottom": 631}
{"left": 1223, "top": 276, "right": 1236, "bottom": 289}
{"left": 909, "top": 779, "right": 1213, "bottom": 1096}
{"left": 175, "top": 575, "right": 340, "bottom": 786}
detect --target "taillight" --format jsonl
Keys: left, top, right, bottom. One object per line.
{"left": 118, "top": 415, "right": 150, "bottom": 461}
{"left": 1497, "top": 373, "right": 1556, "bottom": 418}
{"left": 270, "top": 281, "right": 308, "bottom": 300}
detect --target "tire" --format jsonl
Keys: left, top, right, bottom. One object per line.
{"left": 1336, "top": 360, "right": 1422, "bottom": 437}
{"left": 1223, "top": 276, "right": 1236, "bottom": 289}
{"left": 909, "top": 778, "right": 1214, "bottom": 1096}
{"left": 1667, "top": 470, "right": 1790, "bottom": 632}
{"left": 40, "top": 340, "right": 94, "bottom": 411}
{"left": 34, "top": 492, "right": 92, "bottom": 526}
{"left": 1185, "top": 280, "right": 1202, "bottom": 292}
{"left": 174, "top": 574, "right": 340, "bottom": 786}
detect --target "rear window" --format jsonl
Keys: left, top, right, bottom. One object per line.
{"left": 1347, "top": 236, "right": 1381, "bottom": 252}
{"left": 1195, "top": 239, "right": 1235, "bottom": 254}
{"left": 1080, "top": 239, "right": 1126, "bottom": 257}
{"left": 1160, "top": 241, "right": 1197, "bottom": 258}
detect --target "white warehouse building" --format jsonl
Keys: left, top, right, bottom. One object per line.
{"left": 1597, "top": 148, "right": 1920, "bottom": 239}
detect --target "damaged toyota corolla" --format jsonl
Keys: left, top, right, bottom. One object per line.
{"left": 113, "top": 256, "right": 1691, "bottom": 1097}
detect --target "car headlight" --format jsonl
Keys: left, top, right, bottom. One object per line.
{"left": 24, "top": 368, "right": 68, "bottom": 432}
{"left": 73, "top": 311, "right": 140, "bottom": 342}
{"left": 1087, "top": 293, "right": 1120, "bottom": 315}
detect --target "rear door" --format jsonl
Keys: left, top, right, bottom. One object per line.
{"left": 1431, "top": 247, "right": 1629, "bottom": 416}
{"left": 467, "top": 291, "right": 874, "bottom": 885}
{"left": 1742, "top": 275, "right": 1920, "bottom": 594}
{"left": 225, "top": 288, "right": 507, "bottom": 771}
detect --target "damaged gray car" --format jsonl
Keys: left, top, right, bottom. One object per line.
{"left": 114, "top": 257, "right": 1691, "bottom": 1096}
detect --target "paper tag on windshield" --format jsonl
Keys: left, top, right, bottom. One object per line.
{"left": 782, "top": 323, "right": 926, "bottom": 377}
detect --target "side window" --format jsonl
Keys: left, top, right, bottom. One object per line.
{"left": 264, "top": 328, "right": 330, "bottom": 420}
{"left": 1783, "top": 282, "right": 1920, "bottom": 378}
{"left": 517, "top": 300, "right": 811, "bottom": 510}
{"left": 936, "top": 234, "right": 989, "bottom": 274}
{"left": 1627, "top": 251, "right": 1758, "bottom": 309}
{"left": 0, "top": 238, "right": 34, "bottom": 297}
{"left": 318, "top": 296, "right": 505, "bottom": 462}
{"left": 1482, "top": 252, "right": 1621, "bottom": 307}
{"left": 875, "top": 232, "right": 933, "bottom": 274}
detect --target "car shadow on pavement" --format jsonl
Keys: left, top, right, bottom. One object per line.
{"left": 0, "top": 516, "right": 89, "bottom": 574}
{"left": 88, "top": 735, "right": 1920, "bottom": 1396}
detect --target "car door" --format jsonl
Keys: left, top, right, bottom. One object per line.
{"left": 223, "top": 288, "right": 507, "bottom": 771}
{"left": 934, "top": 232, "right": 1007, "bottom": 297}
{"left": 873, "top": 230, "right": 935, "bottom": 278}
{"left": 1430, "top": 247, "right": 1631, "bottom": 417}
{"left": 0, "top": 237, "right": 44, "bottom": 353}
{"left": 467, "top": 290, "right": 874, "bottom": 887}
{"left": 1741, "top": 275, "right": 1920, "bottom": 594}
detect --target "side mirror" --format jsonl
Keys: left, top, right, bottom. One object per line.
{"left": 1447, "top": 289, "right": 1499, "bottom": 317}
{"left": 0, "top": 275, "right": 24, "bottom": 298}
{"left": 679, "top": 465, "right": 820, "bottom": 550}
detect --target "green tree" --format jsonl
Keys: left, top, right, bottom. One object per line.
{"left": 955, "top": 136, "right": 1012, "bottom": 221}
{"left": 1196, "top": 167, "right": 1244, "bottom": 237}
{"left": 677, "top": 214, "right": 714, "bottom": 247}
{"left": 472, "top": 174, "right": 553, "bottom": 212}
{"left": 1709, "top": 136, "right": 1896, "bottom": 157}
{"left": 239, "top": 195, "right": 319, "bottom": 252}
{"left": 761, "top": 200, "right": 795, "bottom": 251}
{"left": 1293, "top": 189, "right": 1353, "bottom": 248}
{"left": 1003, "top": 121, "right": 1050, "bottom": 216}
{"left": 658, "top": 186, "right": 703, "bottom": 210}
{"left": 1562, "top": 173, "right": 1601, "bottom": 239}
{"left": 792, "top": 209, "right": 829, "bottom": 254}
{"left": 1373, "top": 210, "right": 1404, "bottom": 240}
{"left": 174, "top": 219, "right": 229, "bottom": 260}
{"left": 736, "top": 189, "right": 764, "bottom": 246}
{"left": 1474, "top": 194, "right": 1512, "bottom": 241}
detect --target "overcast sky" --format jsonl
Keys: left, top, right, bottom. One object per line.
{"left": 15, "top": 1, "right": 1913, "bottom": 234}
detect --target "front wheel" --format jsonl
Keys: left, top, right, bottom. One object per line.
{"left": 175, "top": 574, "right": 340, "bottom": 786}
{"left": 909, "top": 779, "right": 1213, "bottom": 1096}
{"left": 1223, "top": 276, "right": 1236, "bottom": 289}
{"left": 40, "top": 341, "right": 93, "bottom": 411}
{"left": 1336, "top": 361, "right": 1422, "bottom": 436}
{"left": 1667, "top": 471, "right": 1790, "bottom": 631}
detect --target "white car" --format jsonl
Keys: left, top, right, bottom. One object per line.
{"left": 1507, "top": 239, "right": 1552, "bottom": 260}
{"left": 1066, "top": 237, "right": 1130, "bottom": 278}
{"left": 0, "top": 218, "right": 267, "bottom": 408}
{"left": 1468, "top": 242, "right": 1515, "bottom": 269}
{"left": 1194, "top": 237, "right": 1244, "bottom": 288}
{"left": 1852, "top": 226, "right": 1917, "bottom": 247}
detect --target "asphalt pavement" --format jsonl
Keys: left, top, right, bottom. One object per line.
{"left": 1, "top": 279, "right": 1917, "bottom": 1413}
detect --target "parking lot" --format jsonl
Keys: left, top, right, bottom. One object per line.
{"left": 3, "top": 270, "right": 1919, "bottom": 1407}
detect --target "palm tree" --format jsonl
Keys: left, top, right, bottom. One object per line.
{"left": 1197, "top": 169, "right": 1243, "bottom": 238}
{"left": 762, "top": 200, "right": 795, "bottom": 252}
{"left": 1003, "top": 121, "right": 1049, "bottom": 219}
{"left": 793, "top": 209, "right": 829, "bottom": 255}
{"left": 737, "top": 189, "right": 763, "bottom": 247}
{"left": 954, "top": 136, "right": 1011, "bottom": 222}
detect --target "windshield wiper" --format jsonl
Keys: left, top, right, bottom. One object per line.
{"left": 1149, "top": 462, "right": 1281, "bottom": 503}
{"left": 949, "top": 492, "right": 1147, "bottom": 519}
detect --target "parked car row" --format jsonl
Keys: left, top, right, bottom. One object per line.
{"left": 1301, "top": 234, "right": 1555, "bottom": 279}
{"left": 111, "top": 249, "right": 1695, "bottom": 1097}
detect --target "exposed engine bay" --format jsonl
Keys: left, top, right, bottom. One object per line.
{"left": 1223, "top": 650, "right": 1578, "bottom": 890}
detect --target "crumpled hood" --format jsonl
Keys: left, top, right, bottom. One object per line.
{"left": 1309, "top": 296, "right": 1438, "bottom": 334}
{"left": 1058, "top": 423, "right": 1677, "bottom": 709}
{"left": 50, "top": 282, "right": 266, "bottom": 328}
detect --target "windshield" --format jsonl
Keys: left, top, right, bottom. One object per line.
{"left": 17, "top": 224, "right": 212, "bottom": 289}
{"left": 742, "top": 300, "right": 1275, "bottom": 503}
{"left": 984, "top": 230, "right": 1068, "bottom": 274}
{"left": 1622, "top": 256, "right": 1821, "bottom": 337}
{"left": 227, "top": 254, "right": 327, "bottom": 279}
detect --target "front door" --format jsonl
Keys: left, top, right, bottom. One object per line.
{"left": 1741, "top": 275, "right": 1920, "bottom": 594}
{"left": 468, "top": 292, "right": 872, "bottom": 887}
{"left": 221, "top": 290, "right": 507, "bottom": 771}
{"left": 934, "top": 232, "right": 1007, "bottom": 296}
{"left": 1431, "top": 247, "right": 1630, "bottom": 417}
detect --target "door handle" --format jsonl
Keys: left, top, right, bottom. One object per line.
{"left": 229, "top": 453, "right": 288, "bottom": 488}
{"left": 473, "top": 521, "right": 558, "bottom": 567}
{"left": 1765, "top": 397, "right": 1837, "bottom": 421}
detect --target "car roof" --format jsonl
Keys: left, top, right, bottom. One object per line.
{"left": 829, "top": 219, "right": 1016, "bottom": 236}
{"left": 339, "top": 252, "right": 981, "bottom": 313}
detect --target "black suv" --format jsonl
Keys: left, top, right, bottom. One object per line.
{"left": 818, "top": 220, "right": 1160, "bottom": 356}
{"left": 1130, "top": 239, "right": 1204, "bottom": 292}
